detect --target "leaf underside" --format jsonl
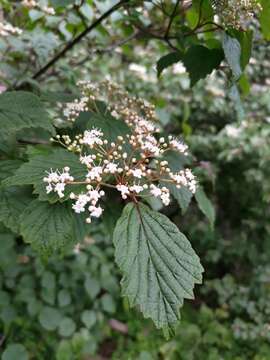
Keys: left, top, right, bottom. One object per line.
{"left": 113, "top": 202, "right": 203, "bottom": 332}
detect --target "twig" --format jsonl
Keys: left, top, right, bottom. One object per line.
{"left": 164, "top": 0, "right": 181, "bottom": 39}
{"left": 31, "top": 0, "right": 128, "bottom": 81}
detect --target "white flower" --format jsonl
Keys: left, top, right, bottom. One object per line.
{"left": 46, "top": 184, "right": 53, "bottom": 194}
{"left": 87, "top": 166, "right": 103, "bottom": 180}
{"left": 82, "top": 129, "right": 103, "bottom": 147}
{"left": 116, "top": 184, "right": 130, "bottom": 199}
{"left": 89, "top": 206, "right": 103, "bottom": 218}
{"left": 105, "top": 162, "right": 118, "bottom": 174}
{"left": 80, "top": 155, "right": 94, "bottom": 167}
{"left": 131, "top": 169, "right": 143, "bottom": 178}
{"left": 88, "top": 189, "right": 103, "bottom": 204}
{"left": 160, "top": 192, "right": 170, "bottom": 206}
{"left": 130, "top": 185, "right": 144, "bottom": 193}
{"left": 170, "top": 138, "right": 188, "bottom": 155}
{"left": 55, "top": 183, "right": 65, "bottom": 198}
{"left": 150, "top": 184, "right": 162, "bottom": 197}
{"left": 72, "top": 194, "right": 90, "bottom": 213}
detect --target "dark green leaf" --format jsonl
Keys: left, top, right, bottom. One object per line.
{"left": 156, "top": 52, "right": 183, "bottom": 77}
{"left": 183, "top": 45, "right": 224, "bottom": 86}
{"left": 20, "top": 200, "right": 83, "bottom": 255}
{"left": 113, "top": 202, "right": 203, "bottom": 332}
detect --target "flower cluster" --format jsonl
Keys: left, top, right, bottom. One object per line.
{"left": 43, "top": 167, "right": 74, "bottom": 198}
{"left": 212, "top": 0, "right": 262, "bottom": 29}
{"left": 22, "top": 0, "right": 55, "bottom": 15}
{"left": 0, "top": 22, "right": 22, "bottom": 37}
{"left": 45, "top": 81, "right": 197, "bottom": 223}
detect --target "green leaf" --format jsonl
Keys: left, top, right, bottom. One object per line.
{"left": 76, "top": 110, "right": 130, "bottom": 144}
{"left": 0, "top": 160, "right": 23, "bottom": 182}
{"left": 58, "top": 317, "right": 76, "bottom": 337}
{"left": 51, "top": 0, "right": 75, "bottom": 6}
{"left": 0, "top": 91, "right": 55, "bottom": 136}
{"left": 81, "top": 310, "right": 96, "bottom": 329}
{"left": 3, "top": 148, "right": 85, "bottom": 203}
{"left": 222, "top": 33, "right": 242, "bottom": 80}
{"left": 2, "top": 344, "right": 29, "bottom": 360}
{"left": 167, "top": 183, "right": 193, "bottom": 214}
{"left": 20, "top": 200, "right": 82, "bottom": 255}
{"left": 259, "top": 0, "right": 270, "bottom": 40}
{"left": 38, "top": 306, "right": 62, "bottom": 331}
{"left": 84, "top": 277, "right": 100, "bottom": 300}
{"left": 113, "top": 202, "right": 203, "bottom": 332}
{"left": 156, "top": 52, "right": 182, "bottom": 77}
{"left": 195, "top": 187, "right": 215, "bottom": 229}
{"left": 183, "top": 45, "right": 224, "bottom": 86}
{"left": 229, "top": 30, "right": 253, "bottom": 70}
{"left": 0, "top": 186, "right": 33, "bottom": 233}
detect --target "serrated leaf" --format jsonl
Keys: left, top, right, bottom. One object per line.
{"left": 183, "top": 45, "right": 224, "bottom": 86}
{"left": 113, "top": 202, "right": 203, "bottom": 331}
{"left": 3, "top": 148, "right": 85, "bottom": 203}
{"left": 156, "top": 52, "right": 183, "bottom": 77}
{"left": 195, "top": 187, "right": 215, "bottom": 229}
{"left": 20, "top": 200, "right": 82, "bottom": 255}
{"left": 0, "top": 187, "right": 33, "bottom": 233}
{"left": 222, "top": 33, "right": 242, "bottom": 80}
{"left": 0, "top": 91, "right": 55, "bottom": 136}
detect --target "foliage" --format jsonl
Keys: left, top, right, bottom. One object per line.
{"left": 0, "top": 0, "right": 270, "bottom": 358}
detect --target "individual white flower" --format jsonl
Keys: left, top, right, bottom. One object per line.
{"left": 105, "top": 162, "right": 118, "bottom": 174}
{"left": 80, "top": 155, "right": 94, "bottom": 167}
{"left": 150, "top": 184, "right": 162, "bottom": 197}
{"left": 55, "top": 183, "right": 65, "bottom": 198}
{"left": 89, "top": 205, "right": 103, "bottom": 218}
{"left": 170, "top": 138, "right": 188, "bottom": 155}
{"left": 130, "top": 185, "right": 144, "bottom": 194}
{"left": 72, "top": 194, "right": 90, "bottom": 213}
{"left": 88, "top": 189, "right": 104, "bottom": 204}
{"left": 131, "top": 169, "right": 143, "bottom": 179}
{"left": 116, "top": 184, "right": 130, "bottom": 199}
{"left": 87, "top": 166, "right": 103, "bottom": 180}
{"left": 46, "top": 184, "right": 53, "bottom": 194}
{"left": 160, "top": 191, "right": 170, "bottom": 206}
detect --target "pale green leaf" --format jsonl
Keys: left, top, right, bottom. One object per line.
{"left": 39, "top": 306, "right": 62, "bottom": 331}
{"left": 2, "top": 344, "right": 29, "bottom": 360}
{"left": 222, "top": 33, "right": 242, "bottom": 80}
{"left": 195, "top": 187, "right": 215, "bottom": 228}
{"left": 113, "top": 202, "right": 203, "bottom": 331}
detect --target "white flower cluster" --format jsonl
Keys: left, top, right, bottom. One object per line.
{"left": 63, "top": 97, "right": 89, "bottom": 122}
{"left": 0, "top": 22, "right": 22, "bottom": 37}
{"left": 22, "top": 0, "right": 56, "bottom": 15}
{"left": 45, "top": 81, "right": 197, "bottom": 223}
{"left": 212, "top": 0, "right": 262, "bottom": 29}
{"left": 43, "top": 167, "right": 74, "bottom": 198}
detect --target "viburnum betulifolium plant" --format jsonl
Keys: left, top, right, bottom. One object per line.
{"left": 1, "top": 0, "right": 269, "bottom": 345}
{"left": 41, "top": 80, "right": 202, "bottom": 334}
